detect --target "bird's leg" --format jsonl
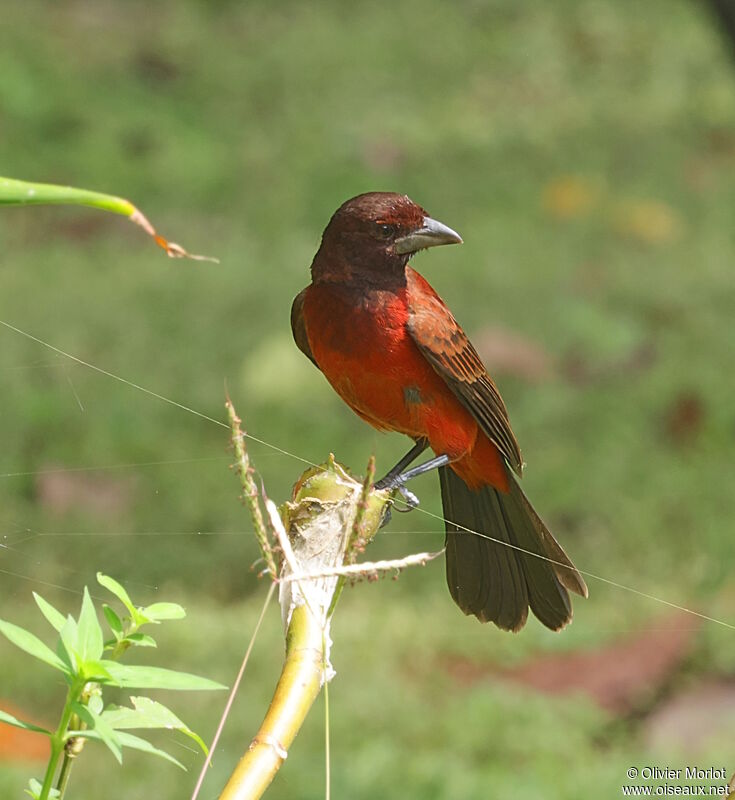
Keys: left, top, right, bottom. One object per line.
{"left": 392, "top": 454, "right": 451, "bottom": 485}
{"left": 374, "top": 439, "right": 430, "bottom": 521}
{"left": 377, "top": 451, "right": 451, "bottom": 514}
{"left": 374, "top": 438, "right": 429, "bottom": 490}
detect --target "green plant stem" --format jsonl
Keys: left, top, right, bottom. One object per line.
{"left": 55, "top": 751, "right": 74, "bottom": 799}
{"left": 56, "top": 702, "right": 88, "bottom": 800}
{"left": 39, "top": 677, "right": 83, "bottom": 800}
{"left": 218, "top": 604, "right": 324, "bottom": 800}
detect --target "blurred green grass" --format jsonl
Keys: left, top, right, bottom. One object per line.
{"left": 1, "top": 0, "right": 734, "bottom": 797}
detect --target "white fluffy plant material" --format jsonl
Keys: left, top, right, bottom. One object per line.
{"left": 267, "top": 457, "right": 388, "bottom": 682}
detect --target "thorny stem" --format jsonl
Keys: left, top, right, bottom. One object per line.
{"left": 226, "top": 398, "right": 278, "bottom": 579}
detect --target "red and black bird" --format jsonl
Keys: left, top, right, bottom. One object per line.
{"left": 291, "top": 192, "right": 587, "bottom": 631}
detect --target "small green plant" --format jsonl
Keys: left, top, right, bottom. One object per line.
{"left": 0, "top": 573, "right": 226, "bottom": 800}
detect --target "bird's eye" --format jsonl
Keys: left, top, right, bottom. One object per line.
{"left": 377, "top": 223, "right": 395, "bottom": 239}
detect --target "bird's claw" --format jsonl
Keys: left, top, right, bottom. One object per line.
{"left": 374, "top": 474, "right": 419, "bottom": 509}
{"left": 394, "top": 485, "right": 419, "bottom": 511}
{"left": 377, "top": 483, "right": 420, "bottom": 529}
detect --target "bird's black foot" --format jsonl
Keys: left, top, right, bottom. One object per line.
{"left": 374, "top": 439, "right": 429, "bottom": 491}
{"left": 374, "top": 448, "right": 449, "bottom": 528}
{"left": 374, "top": 472, "right": 420, "bottom": 510}
{"left": 377, "top": 484, "right": 420, "bottom": 529}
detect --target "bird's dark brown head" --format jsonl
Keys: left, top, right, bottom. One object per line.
{"left": 311, "top": 192, "right": 462, "bottom": 285}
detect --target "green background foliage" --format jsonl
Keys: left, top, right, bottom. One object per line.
{"left": 1, "top": 1, "right": 733, "bottom": 797}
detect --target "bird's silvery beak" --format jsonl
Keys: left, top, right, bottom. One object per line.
{"left": 394, "top": 216, "right": 463, "bottom": 254}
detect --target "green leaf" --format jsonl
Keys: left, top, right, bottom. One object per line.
{"left": 88, "top": 691, "right": 104, "bottom": 716}
{"left": 102, "top": 696, "right": 207, "bottom": 753}
{"left": 114, "top": 730, "right": 186, "bottom": 770}
{"left": 0, "top": 177, "right": 138, "bottom": 212}
{"left": 72, "top": 704, "right": 122, "bottom": 763}
{"left": 125, "top": 633, "right": 157, "bottom": 648}
{"left": 97, "top": 573, "right": 136, "bottom": 618}
{"left": 80, "top": 659, "right": 113, "bottom": 682}
{"left": 69, "top": 728, "right": 185, "bottom": 770}
{"left": 141, "top": 602, "right": 186, "bottom": 621}
{"left": 98, "top": 661, "right": 226, "bottom": 691}
{"left": 77, "top": 587, "right": 104, "bottom": 662}
{"left": 0, "top": 709, "right": 50, "bottom": 735}
{"left": 0, "top": 618, "right": 70, "bottom": 674}
{"left": 59, "top": 615, "right": 79, "bottom": 672}
{"left": 102, "top": 604, "right": 123, "bottom": 637}
{"left": 56, "top": 637, "right": 76, "bottom": 677}
{"left": 25, "top": 778, "right": 58, "bottom": 799}
{"left": 25, "top": 778, "right": 41, "bottom": 800}
{"left": 33, "top": 593, "right": 66, "bottom": 632}
{"left": 0, "top": 177, "right": 216, "bottom": 262}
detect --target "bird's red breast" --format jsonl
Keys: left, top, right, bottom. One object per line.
{"left": 301, "top": 268, "right": 509, "bottom": 492}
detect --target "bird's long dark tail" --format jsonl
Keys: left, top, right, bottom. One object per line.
{"left": 440, "top": 466, "right": 588, "bottom": 631}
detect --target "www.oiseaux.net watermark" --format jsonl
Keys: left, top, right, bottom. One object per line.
{"left": 622, "top": 767, "right": 733, "bottom": 796}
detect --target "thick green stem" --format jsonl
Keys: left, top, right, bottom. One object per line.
{"left": 218, "top": 605, "right": 324, "bottom": 800}
{"left": 39, "top": 678, "right": 83, "bottom": 800}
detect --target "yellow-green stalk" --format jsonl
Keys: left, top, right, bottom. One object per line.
{"left": 220, "top": 414, "right": 388, "bottom": 800}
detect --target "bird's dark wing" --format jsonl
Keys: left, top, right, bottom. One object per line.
{"left": 405, "top": 268, "right": 523, "bottom": 476}
{"left": 291, "top": 287, "right": 318, "bottom": 367}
